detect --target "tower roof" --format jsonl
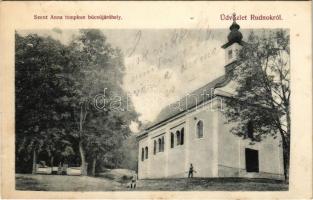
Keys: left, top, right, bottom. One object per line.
{"left": 222, "top": 13, "right": 244, "bottom": 49}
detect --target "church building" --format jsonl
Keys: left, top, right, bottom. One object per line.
{"left": 137, "top": 20, "right": 285, "bottom": 180}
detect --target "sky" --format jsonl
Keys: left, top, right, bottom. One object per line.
{"left": 17, "top": 27, "right": 252, "bottom": 133}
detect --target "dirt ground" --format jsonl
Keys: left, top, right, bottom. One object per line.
{"left": 16, "top": 174, "right": 288, "bottom": 191}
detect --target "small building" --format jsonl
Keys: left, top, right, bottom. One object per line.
{"left": 137, "top": 20, "right": 284, "bottom": 180}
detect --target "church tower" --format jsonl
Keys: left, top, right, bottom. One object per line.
{"left": 221, "top": 13, "right": 246, "bottom": 72}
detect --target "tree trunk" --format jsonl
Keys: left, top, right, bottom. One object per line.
{"left": 280, "top": 132, "right": 290, "bottom": 182}
{"left": 275, "top": 111, "right": 290, "bottom": 183}
{"left": 79, "top": 105, "right": 87, "bottom": 176}
{"left": 91, "top": 157, "right": 97, "bottom": 176}
{"left": 32, "top": 149, "right": 37, "bottom": 174}
{"left": 79, "top": 140, "right": 87, "bottom": 175}
{"left": 50, "top": 156, "right": 54, "bottom": 167}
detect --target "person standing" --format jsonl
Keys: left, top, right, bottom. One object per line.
{"left": 188, "top": 163, "right": 195, "bottom": 178}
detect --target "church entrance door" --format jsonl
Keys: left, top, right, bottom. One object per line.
{"left": 245, "top": 148, "right": 259, "bottom": 172}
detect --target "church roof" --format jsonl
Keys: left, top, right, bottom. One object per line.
{"left": 141, "top": 75, "right": 226, "bottom": 132}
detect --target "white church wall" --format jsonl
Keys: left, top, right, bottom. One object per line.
{"left": 149, "top": 149, "right": 167, "bottom": 178}
{"left": 217, "top": 110, "right": 285, "bottom": 180}
{"left": 139, "top": 118, "right": 188, "bottom": 179}
{"left": 238, "top": 136, "right": 284, "bottom": 179}
{"left": 224, "top": 42, "right": 242, "bottom": 66}
{"left": 167, "top": 121, "right": 186, "bottom": 178}
{"left": 217, "top": 114, "right": 241, "bottom": 177}
{"left": 138, "top": 97, "right": 284, "bottom": 180}
{"left": 186, "top": 101, "right": 219, "bottom": 177}
{"left": 138, "top": 136, "right": 149, "bottom": 179}
{"left": 148, "top": 129, "right": 167, "bottom": 178}
{"left": 213, "top": 72, "right": 284, "bottom": 180}
{"left": 167, "top": 143, "right": 186, "bottom": 177}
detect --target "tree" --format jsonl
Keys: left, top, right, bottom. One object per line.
{"left": 15, "top": 30, "right": 138, "bottom": 175}
{"left": 84, "top": 112, "right": 130, "bottom": 176}
{"left": 15, "top": 33, "right": 74, "bottom": 173}
{"left": 67, "top": 30, "right": 137, "bottom": 175}
{"left": 119, "top": 134, "right": 138, "bottom": 171}
{"left": 223, "top": 30, "right": 290, "bottom": 181}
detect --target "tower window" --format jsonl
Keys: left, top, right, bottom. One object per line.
{"left": 247, "top": 121, "right": 254, "bottom": 139}
{"left": 228, "top": 49, "right": 233, "bottom": 59}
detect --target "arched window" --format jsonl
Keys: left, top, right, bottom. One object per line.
{"left": 158, "top": 138, "right": 162, "bottom": 152}
{"left": 141, "top": 148, "right": 144, "bottom": 161}
{"left": 176, "top": 130, "right": 180, "bottom": 146}
{"left": 197, "top": 120, "right": 204, "bottom": 138}
{"left": 180, "top": 128, "right": 184, "bottom": 145}
{"left": 170, "top": 133, "right": 174, "bottom": 148}
{"left": 247, "top": 121, "right": 254, "bottom": 139}
{"left": 145, "top": 146, "right": 148, "bottom": 159}
{"left": 161, "top": 136, "right": 165, "bottom": 152}
{"left": 153, "top": 140, "right": 156, "bottom": 155}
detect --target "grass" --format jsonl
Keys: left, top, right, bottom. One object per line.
{"left": 136, "top": 177, "right": 288, "bottom": 191}
{"left": 16, "top": 174, "right": 288, "bottom": 191}
{"left": 16, "top": 174, "right": 122, "bottom": 191}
